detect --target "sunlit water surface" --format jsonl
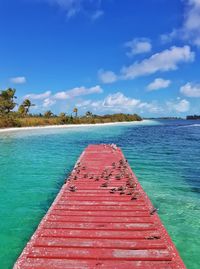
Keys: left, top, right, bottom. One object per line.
{"left": 0, "top": 120, "right": 199, "bottom": 269}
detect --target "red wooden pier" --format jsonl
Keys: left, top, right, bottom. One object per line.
{"left": 14, "top": 144, "right": 186, "bottom": 269}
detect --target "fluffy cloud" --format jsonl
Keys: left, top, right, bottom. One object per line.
{"left": 161, "top": 0, "right": 200, "bottom": 46}
{"left": 160, "top": 29, "right": 177, "bottom": 44}
{"left": 100, "top": 46, "right": 194, "bottom": 83}
{"left": 76, "top": 92, "right": 161, "bottom": 114}
{"left": 40, "top": 0, "right": 103, "bottom": 19}
{"left": 23, "top": 85, "right": 103, "bottom": 109}
{"left": 103, "top": 92, "right": 140, "bottom": 107}
{"left": 147, "top": 78, "right": 171, "bottom": 91}
{"left": 167, "top": 99, "right": 190, "bottom": 112}
{"left": 54, "top": 85, "right": 103, "bottom": 100}
{"left": 180, "top": 82, "right": 200, "bottom": 97}
{"left": 121, "top": 46, "right": 194, "bottom": 80}
{"left": 76, "top": 100, "right": 92, "bottom": 107}
{"left": 125, "top": 38, "right": 152, "bottom": 56}
{"left": 24, "top": 91, "right": 51, "bottom": 100}
{"left": 43, "top": 98, "right": 56, "bottom": 108}
{"left": 182, "top": 0, "right": 200, "bottom": 46}
{"left": 98, "top": 70, "right": 118, "bottom": 83}
{"left": 77, "top": 92, "right": 191, "bottom": 115}
{"left": 10, "top": 76, "right": 26, "bottom": 84}
{"left": 137, "top": 102, "right": 162, "bottom": 113}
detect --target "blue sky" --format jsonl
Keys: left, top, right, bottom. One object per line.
{"left": 0, "top": 0, "right": 200, "bottom": 117}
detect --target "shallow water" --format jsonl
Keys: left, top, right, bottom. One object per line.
{"left": 0, "top": 120, "right": 199, "bottom": 269}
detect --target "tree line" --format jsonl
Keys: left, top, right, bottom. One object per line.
{"left": 0, "top": 88, "right": 142, "bottom": 128}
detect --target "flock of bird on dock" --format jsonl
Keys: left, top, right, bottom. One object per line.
{"left": 65, "top": 145, "right": 142, "bottom": 202}
{"left": 64, "top": 144, "right": 158, "bottom": 216}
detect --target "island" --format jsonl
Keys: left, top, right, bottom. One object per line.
{"left": 0, "top": 88, "right": 142, "bottom": 128}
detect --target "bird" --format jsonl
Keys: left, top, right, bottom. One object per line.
{"left": 150, "top": 207, "right": 158, "bottom": 215}
{"left": 117, "top": 186, "right": 125, "bottom": 191}
{"left": 115, "top": 174, "right": 121, "bottom": 180}
{"left": 109, "top": 189, "right": 116, "bottom": 194}
{"left": 147, "top": 235, "right": 161, "bottom": 240}
{"left": 69, "top": 186, "right": 76, "bottom": 192}
{"left": 131, "top": 195, "right": 137, "bottom": 200}
{"left": 111, "top": 187, "right": 117, "bottom": 191}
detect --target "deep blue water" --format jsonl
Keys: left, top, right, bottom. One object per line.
{"left": 0, "top": 120, "right": 199, "bottom": 269}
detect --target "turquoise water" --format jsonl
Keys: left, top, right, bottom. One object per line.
{"left": 0, "top": 120, "right": 199, "bottom": 269}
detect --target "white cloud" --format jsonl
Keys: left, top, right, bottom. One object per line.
{"left": 53, "top": 91, "right": 67, "bottom": 100}
{"left": 77, "top": 93, "right": 191, "bottom": 115}
{"left": 42, "top": 98, "right": 56, "bottom": 108}
{"left": 180, "top": 82, "right": 200, "bottom": 97}
{"left": 161, "top": 0, "right": 200, "bottom": 46}
{"left": 121, "top": 46, "right": 194, "bottom": 80}
{"left": 91, "top": 10, "right": 104, "bottom": 20}
{"left": 40, "top": 0, "right": 103, "bottom": 19}
{"left": 147, "top": 78, "right": 171, "bottom": 91}
{"left": 99, "top": 46, "right": 194, "bottom": 84}
{"left": 160, "top": 29, "right": 177, "bottom": 44}
{"left": 76, "top": 100, "right": 92, "bottom": 107}
{"left": 24, "top": 91, "right": 51, "bottom": 100}
{"left": 125, "top": 38, "right": 152, "bottom": 56}
{"left": 183, "top": 0, "right": 200, "bottom": 45}
{"left": 98, "top": 69, "right": 118, "bottom": 84}
{"left": 137, "top": 102, "right": 162, "bottom": 113}
{"left": 167, "top": 99, "right": 190, "bottom": 112}
{"left": 54, "top": 85, "right": 103, "bottom": 99}
{"left": 103, "top": 92, "right": 140, "bottom": 107}
{"left": 42, "top": 0, "right": 82, "bottom": 18}
{"left": 10, "top": 76, "right": 26, "bottom": 84}
{"left": 24, "top": 85, "right": 102, "bottom": 108}
{"left": 76, "top": 92, "right": 161, "bottom": 114}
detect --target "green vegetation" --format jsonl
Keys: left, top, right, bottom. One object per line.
{"left": 0, "top": 88, "right": 142, "bottom": 128}
{"left": 0, "top": 88, "right": 17, "bottom": 115}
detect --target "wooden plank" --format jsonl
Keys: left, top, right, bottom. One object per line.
{"left": 20, "top": 258, "right": 177, "bottom": 269}
{"left": 27, "top": 247, "right": 171, "bottom": 261}
{"left": 43, "top": 221, "right": 156, "bottom": 231}
{"left": 34, "top": 237, "right": 166, "bottom": 249}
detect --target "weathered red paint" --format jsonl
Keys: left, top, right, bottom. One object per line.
{"left": 14, "top": 144, "right": 186, "bottom": 269}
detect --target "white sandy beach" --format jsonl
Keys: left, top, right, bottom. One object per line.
{"left": 0, "top": 120, "right": 158, "bottom": 133}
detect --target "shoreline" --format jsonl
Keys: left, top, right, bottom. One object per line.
{"left": 0, "top": 120, "right": 156, "bottom": 133}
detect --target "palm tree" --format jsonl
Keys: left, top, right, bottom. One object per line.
{"left": 44, "top": 110, "right": 53, "bottom": 118}
{"left": 73, "top": 107, "right": 78, "bottom": 117}
{"left": 59, "top": 112, "right": 66, "bottom": 118}
{"left": 86, "top": 111, "right": 92, "bottom": 117}
{"left": 0, "top": 88, "right": 17, "bottom": 115}
{"left": 22, "top": 99, "right": 34, "bottom": 115}
{"left": 18, "top": 105, "right": 26, "bottom": 116}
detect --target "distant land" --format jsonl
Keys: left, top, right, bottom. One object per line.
{"left": 144, "top": 117, "right": 184, "bottom": 120}
{"left": 186, "top": 115, "right": 200, "bottom": 120}
{"left": 145, "top": 116, "right": 200, "bottom": 120}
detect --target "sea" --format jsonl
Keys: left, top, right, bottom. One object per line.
{"left": 0, "top": 119, "right": 199, "bottom": 269}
